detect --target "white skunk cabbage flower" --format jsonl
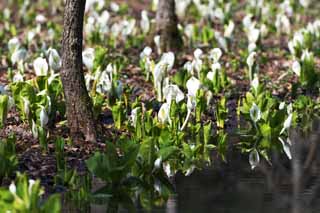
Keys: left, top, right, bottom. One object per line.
{"left": 163, "top": 162, "right": 173, "bottom": 177}
{"left": 249, "top": 149, "right": 260, "bottom": 170}
{"left": 154, "top": 157, "right": 162, "bottom": 169}
{"left": 158, "top": 102, "right": 170, "bottom": 124}
{"left": 242, "top": 14, "right": 254, "bottom": 31}
{"left": 22, "top": 97, "right": 30, "bottom": 118}
{"left": 301, "top": 49, "right": 313, "bottom": 62}
{"left": 82, "top": 48, "right": 95, "bottom": 70}
{"left": 9, "top": 182, "right": 16, "bottom": 195}
{"left": 224, "top": 20, "right": 235, "bottom": 38}
{"left": 13, "top": 73, "right": 24, "bottom": 82}
{"left": 11, "top": 48, "right": 27, "bottom": 65}
{"left": 184, "top": 61, "right": 193, "bottom": 75}
{"left": 279, "top": 102, "right": 286, "bottom": 110}
{"left": 251, "top": 75, "right": 259, "bottom": 91}
{"left": 248, "top": 42, "right": 257, "bottom": 53}
{"left": 140, "top": 46, "right": 152, "bottom": 59}
{"left": 209, "top": 48, "right": 223, "bottom": 63}
{"left": 175, "top": 0, "right": 191, "bottom": 18}
{"left": 292, "top": 61, "right": 301, "bottom": 77}
{"left": 28, "top": 179, "right": 36, "bottom": 195}
{"left": 32, "top": 120, "right": 38, "bottom": 139}
{"left": 40, "top": 106, "right": 49, "bottom": 128}
{"left": 185, "top": 165, "right": 196, "bottom": 176}
{"left": 192, "top": 49, "right": 203, "bottom": 77}
{"left": 152, "top": 0, "right": 159, "bottom": 11}
{"left": 280, "top": 113, "right": 293, "bottom": 135}
{"left": 85, "top": 0, "right": 105, "bottom": 12}
{"left": 184, "top": 24, "right": 194, "bottom": 40}
{"left": 206, "top": 63, "right": 221, "bottom": 80}
{"left": 110, "top": 2, "right": 120, "bottom": 12}
{"left": 35, "top": 14, "right": 47, "bottom": 24}
{"left": 247, "top": 51, "right": 257, "bottom": 69}
{"left": 97, "top": 10, "right": 110, "bottom": 30}
{"left": 8, "top": 37, "right": 20, "bottom": 53}
{"left": 96, "top": 69, "right": 112, "bottom": 94}
{"left": 47, "top": 48, "right": 61, "bottom": 71}
{"left": 130, "top": 107, "right": 139, "bottom": 128}
{"left": 154, "top": 35, "right": 161, "bottom": 54}
{"left": 248, "top": 27, "right": 260, "bottom": 44}
{"left": 215, "top": 32, "right": 228, "bottom": 52}
{"left": 161, "top": 52, "right": 175, "bottom": 71}
{"left": 275, "top": 14, "right": 291, "bottom": 35}
{"left": 180, "top": 95, "right": 196, "bottom": 131}
{"left": 186, "top": 77, "right": 201, "bottom": 97}
{"left": 140, "top": 10, "right": 150, "bottom": 34}
{"left": 278, "top": 137, "right": 292, "bottom": 160}
{"left": 33, "top": 57, "right": 49, "bottom": 76}
{"left": 163, "top": 84, "right": 185, "bottom": 104}
{"left": 299, "top": 0, "right": 310, "bottom": 8}
{"left": 193, "top": 48, "right": 203, "bottom": 60}
{"left": 121, "top": 19, "right": 136, "bottom": 38}
{"left": 250, "top": 103, "right": 261, "bottom": 123}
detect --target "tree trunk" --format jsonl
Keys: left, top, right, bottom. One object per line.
{"left": 156, "top": 0, "right": 183, "bottom": 52}
{"left": 61, "top": 0, "right": 96, "bottom": 142}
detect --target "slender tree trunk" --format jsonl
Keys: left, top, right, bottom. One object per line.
{"left": 156, "top": 0, "right": 183, "bottom": 52}
{"left": 61, "top": 0, "right": 96, "bottom": 142}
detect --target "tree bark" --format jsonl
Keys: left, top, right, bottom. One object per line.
{"left": 156, "top": 0, "right": 183, "bottom": 52}
{"left": 61, "top": 0, "right": 96, "bottom": 142}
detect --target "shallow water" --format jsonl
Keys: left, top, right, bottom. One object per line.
{"left": 64, "top": 130, "right": 320, "bottom": 213}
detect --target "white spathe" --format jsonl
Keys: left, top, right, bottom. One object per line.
{"left": 82, "top": 48, "right": 95, "bottom": 70}
{"left": 33, "top": 57, "right": 49, "bottom": 76}
{"left": 186, "top": 77, "right": 201, "bottom": 97}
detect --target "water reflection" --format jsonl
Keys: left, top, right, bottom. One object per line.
{"left": 170, "top": 125, "right": 320, "bottom": 213}
{"left": 64, "top": 123, "right": 320, "bottom": 213}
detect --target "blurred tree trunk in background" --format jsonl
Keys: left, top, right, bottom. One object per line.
{"left": 156, "top": 0, "right": 183, "bottom": 52}
{"left": 61, "top": 0, "right": 96, "bottom": 142}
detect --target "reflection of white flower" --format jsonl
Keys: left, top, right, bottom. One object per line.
{"left": 249, "top": 149, "right": 260, "bottom": 170}
{"left": 278, "top": 137, "right": 292, "bottom": 160}
{"left": 250, "top": 103, "right": 261, "bottom": 123}
{"left": 33, "top": 57, "right": 49, "bottom": 76}
{"left": 280, "top": 113, "right": 292, "bottom": 135}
